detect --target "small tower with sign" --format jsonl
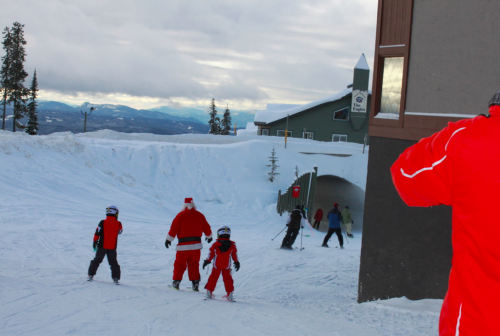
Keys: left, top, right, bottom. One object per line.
{"left": 351, "top": 54, "right": 370, "bottom": 131}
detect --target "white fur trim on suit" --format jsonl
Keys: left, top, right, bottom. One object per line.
{"left": 176, "top": 243, "right": 203, "bottom": 251}
{"left": 206, "top": 234, "right": 213, "bottom": 239}
{"left": 181, "top": 203, "right": 197, "bottom": 211}
{"left": 166, "top": 234, "right": 175, "bottom": 241}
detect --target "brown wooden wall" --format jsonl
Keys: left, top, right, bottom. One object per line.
{"left": 380, "top": 0, "right": 413, "bottom": 46}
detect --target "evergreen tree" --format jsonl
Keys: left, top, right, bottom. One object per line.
{"left": 208, "top": 98, "right": 220, "bottom": 134}
{"left": 0, "top": 26, "right": 12, "bottom": 130}
{"left": 266, "top": 146, "right": 280, "bottom": 182}
{"left": 295, "top": 165, "right": 300, "bottom": 179}
{"left": 220, "top": 104, "right": 232, "bottom": 135}
{"left": 7, "top": 22, "right": 29, "bottom": 132}
{"left": 25, "top": 69, "right": 38, "bottom": 135}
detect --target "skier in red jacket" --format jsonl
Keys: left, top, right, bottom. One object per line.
{"left": 313, "top": 207, "right": 323, "bottom": 229}
{"left": 165, "top": 198, "right": 212, "bottom": 291}
{"left": 391, "top": 92, "right": 500, "bottom": 336}
{"left": 87, "top": 205, "right": 123, "bottom": 284}
{"left": 203, "top": 225, "right": 240, "bottom": 302}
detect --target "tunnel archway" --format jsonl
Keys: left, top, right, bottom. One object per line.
{"left": 311, "top": 175, "right": 365, "bottom": 233}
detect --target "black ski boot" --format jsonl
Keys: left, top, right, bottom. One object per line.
{"left": 172, "top": 280, "right": 180, "bottom": 290}
{"left": 192, "top": 280, "right": 200, "bottom": 292}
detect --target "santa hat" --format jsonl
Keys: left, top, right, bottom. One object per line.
{"left": 182, "top": 197, "right": 196, "bottom": 211}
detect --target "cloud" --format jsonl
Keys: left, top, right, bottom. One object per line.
{"left": 2, "top": 0, "right": 377, "bottom": 109}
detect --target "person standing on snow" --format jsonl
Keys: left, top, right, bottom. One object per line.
{"left": 313, "top": 207, "right": 323, "bottom": 229}
{"left": 203, "top": 225, "right": 240, "bottom": 301}
{"left": 87, "top": 205, "right": 123, "bottom": 284}
{"left": 342, "top": 205, "right": 354, "bottom": 238}
{"left": 391, "top": 92, "right": 500, "bottom": 336}
{"left": 321, "top": 203, "right": 343, "bottom": 248}
{"left": 165, "top": 198, "right": 212, "bottom": 291}
{"left": 280, "top": 205, "right": 306, "bottom": 250}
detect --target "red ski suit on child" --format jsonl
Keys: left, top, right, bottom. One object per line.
{"left": 204, "top": 238, "right": 239, "bottom": 293}
{"left": 167, "top": 208, "right": 212, "bottom": 281}
{"left": 391, "top": 105, "right": 500, "bottom": 336}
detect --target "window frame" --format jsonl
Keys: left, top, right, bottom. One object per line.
{"left": 261, "top": 128, "right": 270, "bottom": 136}
{"left": 303, "top": 132, "right": 314, "bottom": 140}
{"left": 332, "top": 134, "right": 348, "bottom": 142}
{"left": 333, "top": 106, "right": 350, "bottom": 121}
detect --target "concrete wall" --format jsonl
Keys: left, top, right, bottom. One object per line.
{"left": 311, "top": 175, "right": 365, "bottom": 233}
{"left": 266, "top": 95, "right": 370, "bottom": 144}
{"left": 405, "top": 0, "right": 500, "bottom": 115}
{"left": 358, "top": 136, "right": 453, "bottom": 303}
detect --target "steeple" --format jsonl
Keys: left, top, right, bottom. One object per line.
{"left": 353, "top": 53, "right": 370, "bottom": 91}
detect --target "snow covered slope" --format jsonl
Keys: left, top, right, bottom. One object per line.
{"left": 0, "top": 130, "right": 441, "bottom": 335}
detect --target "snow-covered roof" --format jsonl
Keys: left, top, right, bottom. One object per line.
{"left": 354, "top": 54, "right": 370, "bottom": 70}
{"left": 254, "top": 88, "right": 353, "bottom": 124}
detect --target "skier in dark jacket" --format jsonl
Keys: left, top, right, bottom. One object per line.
{"left": 281, "top": 205, "right": 306, "bottom": 250}
{"left": 322, "top": 203, "right": 343, "bottom": 248}
{"left": 87, "top": 205, "right": 123, "bottom": 284}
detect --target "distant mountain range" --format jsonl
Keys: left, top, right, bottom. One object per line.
{"left": 0, "top": 101, "right": 256, "bottom": 135}
{"left": 150, "top": 105, "right": 256, "bottom": 127}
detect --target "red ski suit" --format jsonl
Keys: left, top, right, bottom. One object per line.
{"left": 167, "top": 208, "right": 212, "bottom": 281}
{"left": 391, "top": 105, "right": 500, "bottom": 336}
{"left": 204, "top": 238, "right": 239, "bottom": 293}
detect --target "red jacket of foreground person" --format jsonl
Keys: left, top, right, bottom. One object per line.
{"left": 391, "top": 104, "right": 500, "bottom": 336}
{"left": 167, "top": 207, "right": 212, "bottom": 251}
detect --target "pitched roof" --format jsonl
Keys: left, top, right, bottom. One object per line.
{"left": 254, "top": 88, "right": 353, "bottom": 125}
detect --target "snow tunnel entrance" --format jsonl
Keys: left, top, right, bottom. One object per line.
{"left": 311, "top": 175, "right": 365, "bottom": 233}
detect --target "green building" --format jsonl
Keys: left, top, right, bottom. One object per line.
{"left": 254, "top": 54, "right": 371, "bottom": 145}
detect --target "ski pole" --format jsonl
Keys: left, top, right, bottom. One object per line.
{"left": 341, "top": 223, "right": 349, "bottom": 244}
{"left": 271, "top": 226, "right": 287, "bottom": 240}
{"left": 300, "top": 227, "right": 304, "bottom": 251}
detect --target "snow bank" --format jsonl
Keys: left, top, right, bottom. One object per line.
{"left": 0, "top": 130, "right": 439, "bottom": 336}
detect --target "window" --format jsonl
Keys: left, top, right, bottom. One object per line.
{"left": 379, "top": 57, "right": 404, "bottom": 118}
{"left": 332, "top": 134, "right": 348, "bottom": 142}
{"left": 303, "top": 132, "right": 314, "bottom": 140}
{"left": 333, "top": 107, "right": 349, "bottom": 120}
{"left": 277, "top": 130, "right": 292, "bottom": 137}
{"left": 261, "top": 129, "right": 269, "bottom": 136}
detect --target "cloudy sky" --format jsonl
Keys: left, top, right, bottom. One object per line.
{"left": 3, "top": 0, "right": 377, "bottom": 110}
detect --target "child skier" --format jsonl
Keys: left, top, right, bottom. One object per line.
{"left": 202, "top": 225, "right": 240, "bottom": 301}
{"left": 87, "top": 205, "right": 123, "bottom": 284}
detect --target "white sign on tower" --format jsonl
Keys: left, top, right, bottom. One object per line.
{"left": 351, "top": 90, "right": 368, "bottom": 113}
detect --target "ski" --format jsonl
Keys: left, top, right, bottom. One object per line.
{"left": 168, "top": 285, "right": 201, "bottom": 293}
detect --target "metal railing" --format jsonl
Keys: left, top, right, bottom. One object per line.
{"left": 277, "top": 167, "right": 318, "bottom": 223}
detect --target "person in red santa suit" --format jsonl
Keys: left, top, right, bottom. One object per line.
{"left": 165, "top": 198, "right": 212, "bottom": 291}
{"left": 202, "top": 225, "right": 240, "bottom": 302}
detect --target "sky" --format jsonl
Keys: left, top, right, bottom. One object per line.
{"left": 2, "top": 0, "right": 378, "bottom": 111}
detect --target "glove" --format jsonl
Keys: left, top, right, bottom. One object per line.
{"left": 234, "top": 261, "right": 240, "bottom": 272}
{"left": 165, "top": 239, "right": 171, "bottom": 249}
{"left": 203, "top": 260, "right": 211, "bottom": 269}
{"left": 206, "top": 237, "right": 213, "bottom": 243}
{"left": 93, "top": 241, "right": 98, "bottom": 251}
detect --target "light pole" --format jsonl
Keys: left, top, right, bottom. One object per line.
{"left": 81, "top": 106, "right": 95, "bottom": 133}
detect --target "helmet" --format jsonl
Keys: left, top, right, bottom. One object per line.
{"left": 106, "top": 205, "right": 119, "bottom": 216}
{"left": 217, "top": 225, "right": 231, "bottom": 237}
{"left": 334, "top": 203, "right": 339, "bottom": 208}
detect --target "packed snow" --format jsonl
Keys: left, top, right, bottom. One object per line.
{"left": 0, "top": 130, "right": 441, "bottom": 335}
